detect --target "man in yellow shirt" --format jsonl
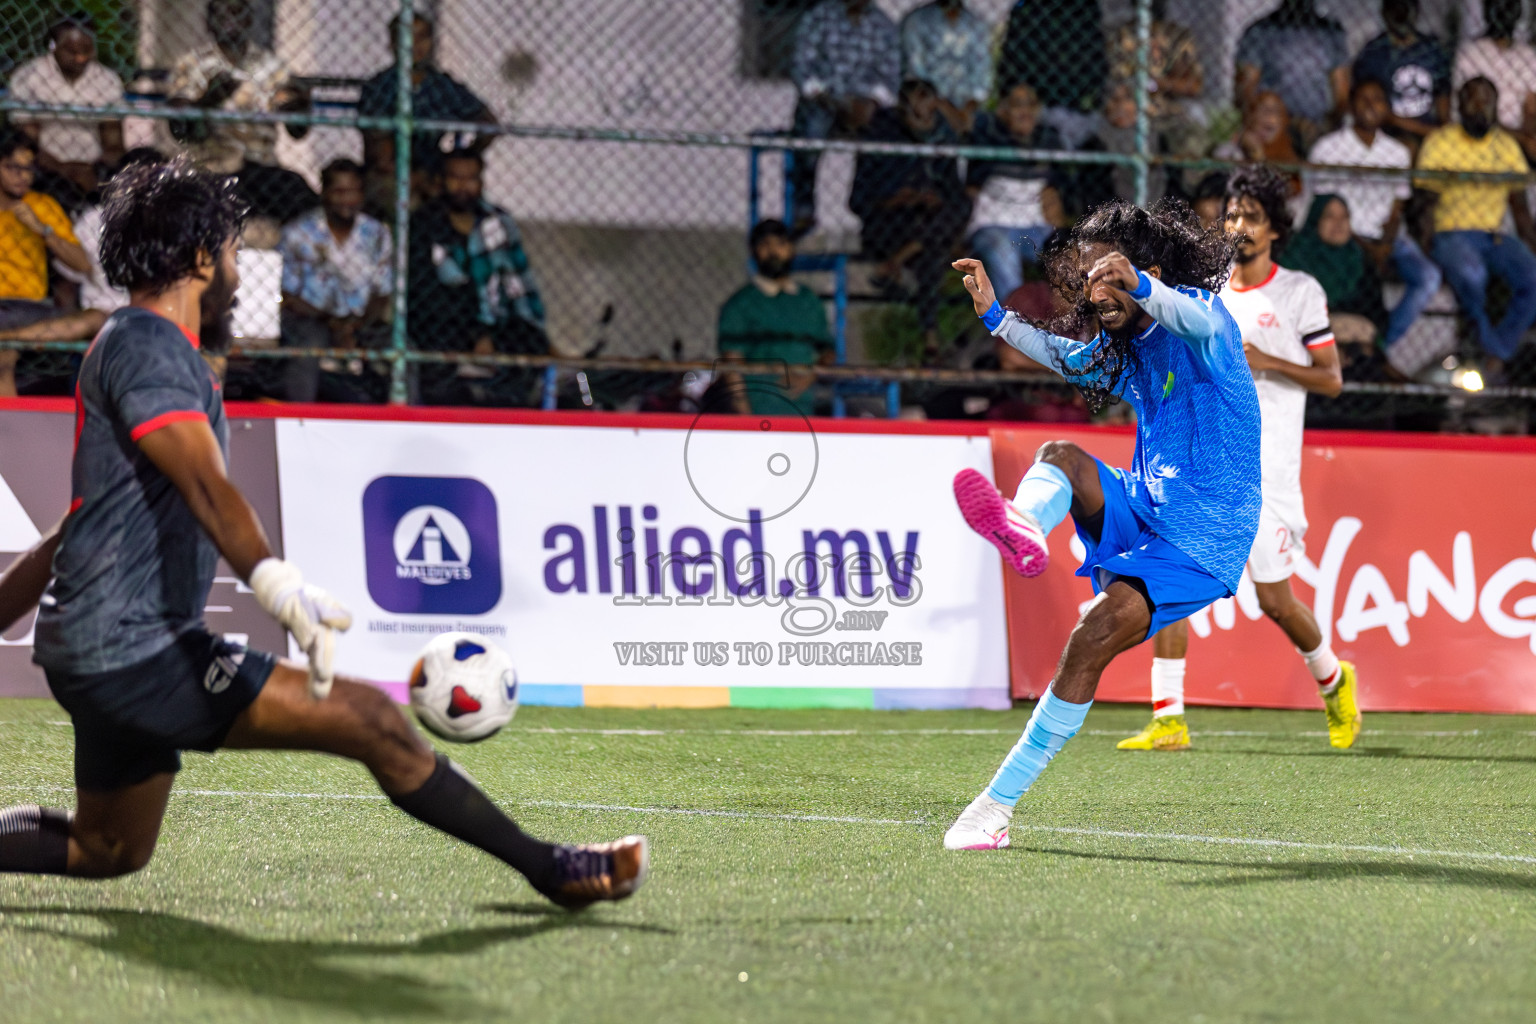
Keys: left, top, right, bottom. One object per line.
{"left": 0, "top": 130, "right": 94, "bottom": 395}
{"left": 1417, "top": 76, "right": 1536, "bottom": 373}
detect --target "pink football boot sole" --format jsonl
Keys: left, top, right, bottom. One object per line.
{"left": 953, "top": 468, "right": 1049, "bottom": 578}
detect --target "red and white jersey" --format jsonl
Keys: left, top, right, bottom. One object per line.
{"left": 1217, "top": 264, "right": 1333, "bottom": 517}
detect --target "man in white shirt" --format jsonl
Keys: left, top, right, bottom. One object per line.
{"left": 1117, "top": 166, "right": 1362, "bottom": 754}
{"left": 7, "top": 16, "right": 125, "bottom": 206}
{"left": 1308, "top": 78, "right": 1442, "bottom": 370}
{"left": 1453, "top": 0, "right": 1536, "bottom": 148}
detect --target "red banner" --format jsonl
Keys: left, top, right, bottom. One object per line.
{"left": 990, "top": 427, "right": 1536, "bottom": 714}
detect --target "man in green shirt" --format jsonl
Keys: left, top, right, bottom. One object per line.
{"left": 717, "top": 219, "right": 835, "bottom": 415}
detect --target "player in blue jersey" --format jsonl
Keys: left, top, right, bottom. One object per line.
{"left": 0, "top": 160, "right": 646, "bottom": 907}
{"left": 944, "top": 200, "right": 1261, "bottom": 850}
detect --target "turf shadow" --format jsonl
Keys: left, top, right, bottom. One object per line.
{"left": 0, "top": 904, "right": 626, "bottom": 1018}
{"left": 1220, "top": 746, "right": 1536, "bottom": 766}
{"left": 1018, "top": 846, "right": 1536, "bottom": 892}
{"left": 478, "top": 901, "right": 676, "bottom": 932}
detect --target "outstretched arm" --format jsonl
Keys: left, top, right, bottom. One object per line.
{"left": 0, "top": 516, "right": 65, "bottom": 634}
{"left": 953, "top": 258, "right": 1095, "bottom": 374}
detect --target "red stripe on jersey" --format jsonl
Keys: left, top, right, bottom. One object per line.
{"left": 1228, "top": 264, "right": 1279, "bottom": 292}
{"left": 1305, "top": 335, "right": 1336, "bottom": 349}
{"left": 68, "top": 496, "right": 83, "bottom": 513}
{"left": 128, "top": 409, "right": 207, "bottom": 442}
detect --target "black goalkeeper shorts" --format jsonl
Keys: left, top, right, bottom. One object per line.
{"left": 45, "top": 629, "right": 276, "bottom": 791}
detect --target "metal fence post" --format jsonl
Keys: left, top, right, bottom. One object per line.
{"left": 388, "top": 0, "right": 415, "bottom": 405}
{"left": 1132, "top": 0, "right": 1152, "bottom": 207}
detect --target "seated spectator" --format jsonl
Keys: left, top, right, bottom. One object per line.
{"left": 899, "top": 0, "right": 991, "bottom": 135}
{"left": 1281, "top": 194, "right": 1390, "bottom": 348}
{"left": 1214, "top": 91, "right": 1303, "bottom": 196}
{"left": 359, "top": 12, "right": 497, "bottom": 216}
{"left": 964, "top": 84, "right": 1069, "bottom": 303}
{"left": 1106, "top": 0, "right": 1206, "bottom": 190}
{"left": 789, "top": 0, "right": 900, "bottom": 237}
{"left": 1417, "top": 76, "right": 1536, "bottom": 376}
{"left": 0, "top": 132, "right": 94, "bottom": 395}
{"left": 168, "top": 0, "right": 317, "bottom": 225}
{"left": 717, "top": 219, "right": 834, "bottom": 416}
{"left": 1190, "top": 172, "right": 1229, "bottom": 229}
{"left": 1308, "top": 78, "right": 1441, "bottom": 365}
{"left": 850, "top": 78, "right": 970, "bottom": 355}
{"left": 1352, "top": 0, "right": 1451, "bottom": 150}
{"left": 7, "top": 15, "right": 124, "bottom": 211}
{"left": 1235, "top": 0, "right": 1350, "bottom": 149}
{"left": 997, "top": 0, "right": 1106, "bottom": 148}
{"left": 1075, "top": 80, "right": 1167, "bottom": 207}
{"left": 1453, "top": 0, "right": 1536, "bottom": 158}
{"left": 278, "top": 158, "right": 393, "bottom": 403}
{"left": 408, "top": 150, "right": 547, "bottom": 406}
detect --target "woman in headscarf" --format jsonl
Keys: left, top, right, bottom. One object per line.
{"left": 1280, "top": 193, "right": 1388, "bottom": 349}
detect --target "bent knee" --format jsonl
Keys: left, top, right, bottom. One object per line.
{"left": 1034, "top": 440, "right": 1091, "bottom": 477}
{"left": 74, "top": 834, "right": 156, "bottom": 878}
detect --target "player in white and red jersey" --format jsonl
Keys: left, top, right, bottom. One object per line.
{"left": 1117, "top": 166, "right": 1364, "bottom": 753}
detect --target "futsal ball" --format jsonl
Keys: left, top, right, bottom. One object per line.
{"left": 409, "top": 633, "right": 519, "bottom": 742}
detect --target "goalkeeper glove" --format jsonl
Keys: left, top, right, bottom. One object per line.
{"left": 249, "top": 558, "right": 353, "bottom": 699}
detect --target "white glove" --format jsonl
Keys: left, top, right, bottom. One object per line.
{"left": 249, "top": 558, "right": 352, "bottom": 699}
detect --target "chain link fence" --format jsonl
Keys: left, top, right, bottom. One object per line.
{"left": 0, "top": 0, "right": 1531, "bottom": 432}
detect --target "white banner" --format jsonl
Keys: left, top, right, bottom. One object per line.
{"left": 274, "top": 419, "right": 1008, "bottom": 707}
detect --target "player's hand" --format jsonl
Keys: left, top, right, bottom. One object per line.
{"left": 1085, "top": 251, "right": 1142, "bottom": 297}
{"left": 250, "top": 558, "right": 353, "bottom": 699}
{"left": 952, "top": 258, "right": 997, "bottom": 315}
{"left": 12, "top": 203, "right": 47, "bottom": 238}
{"left": 1243, "top": 341, "right": 1276, "bottom": 373}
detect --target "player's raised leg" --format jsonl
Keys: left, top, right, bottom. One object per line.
{"left": 1118, "top": 619, "right": 1191, "bottom": 751}
{"left": 223, "top": 664, "right": 647, "bottom": 908}
{"left": 1253, "top": 579, "right": 1360, "bottom": 748}
{"left": 945, "top": 581, "right": 1152, "bottom": 849}
{"left": 952, "top": 438, "right": 1104, "bottom": 578}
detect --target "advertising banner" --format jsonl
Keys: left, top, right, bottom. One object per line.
{"left": 991, "top": 427, "right": 1536, "bottom": 713}
{"left": 0, "top": 408, "right": 286, "bottom": 697}
{"left": 274, "top": 417, "right": 1009, "bottom": 709}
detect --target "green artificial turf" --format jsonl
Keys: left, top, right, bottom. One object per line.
{"left": 2, "top": 698, "right": 1536, "bottom": 1023}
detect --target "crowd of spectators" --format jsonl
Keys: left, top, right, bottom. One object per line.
{"left": 3, "top": 0, "right": 1536, "bottom": 413}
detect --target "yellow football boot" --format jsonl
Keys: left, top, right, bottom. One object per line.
{"left": 1116, "top": 714, "right": 1191, "bottom": 751}
{"left": 1322, "top": 661, "right": 1362, "bottom": 749}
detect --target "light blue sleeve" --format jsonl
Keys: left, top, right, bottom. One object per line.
{"left": 1129, "top": 272, "right": 1225, "bottom": 369}
{"left": 986, "top": 304, "right": 1112, "bottom": 389}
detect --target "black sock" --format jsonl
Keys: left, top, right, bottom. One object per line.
{"left": 390, "top": 754, "right": 559, "bottom": 892}
{"left": 0, "top": 804, "right": 71, "bottom": 875}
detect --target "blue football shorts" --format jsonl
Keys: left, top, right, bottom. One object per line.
{"left": 1073, "top": 459, "right": 1230, "bottom": 641}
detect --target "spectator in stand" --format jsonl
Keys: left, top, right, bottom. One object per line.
{"left": 168, "top": 0, "right": 317, "bottom": 225}
{"left": 1352, "top": 0, "right": 1450, "bottom": 152}
{"left": 850, "top": 78, "right": 969, "bottom": 356}
{"left": 788, "top": 0, "right": 901, "bottom": 238}
{"left": 1074, "top": 80, "right": 1167, "bottom": 208}
{"left": 1417, "top": 76, "right": 1536, "bottom": 378}
{"left": 1235, "top": 0, "right": 1350, "bottom": 149}
{"left": 717, "top": 219, "right": 834, "bottom": 416}
{"left": 1191, "top": 172, "right": 1230, "bottom": 229}
{"left": 997, "top": 0, "right": 1107, "bottom": 148}
{"left": 408, "top": 150, "right": 547, "bottom": 406}
{"left": 1214, "top": 91, "right": 1304, "bottom": 196}
{"left": 1106, "top": 0, "right": 1205, "bottom": 190}
{"left": 278, "top": 159, "right": 393, "bottom": 403}
{"left": 0, "top": 131, "right": 93, "bottom": 395}
{"left": 1453, "top": 0, "right": 1536, "bottom": 158}
{"left": 7, "top": 15, "right": 124, "bottom": 211}
{"left": 899, "top": 0, "right": 991, "bottom": 135}
{"left": 964, "top": 84, "right": 1070, "bottom": 303}
{"left": 1281, "top": 194, "right": 1390, "bottom": 350}
{"left": 1308, "top": 78, "right": 1440, "bottom": 366}
{"left": 359, "top": 12, "right": 497, "bottom": 216}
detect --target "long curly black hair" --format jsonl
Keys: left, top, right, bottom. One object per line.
{"left": 99, "top": 156, "right": 248, "bottom": 296}
{"left": 1026, "top": 198, "right": 1234, "bottom": 412}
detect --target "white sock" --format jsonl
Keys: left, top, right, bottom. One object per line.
{"left": 1302, "top": 641, "right": 1342, "bottom": 692}
{"left": 1151, "top": 658, "right": 1185, "bottom": 718}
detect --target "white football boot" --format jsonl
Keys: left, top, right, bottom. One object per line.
{"left": 943, "top": 793, "right": 1014, "bottom": 850}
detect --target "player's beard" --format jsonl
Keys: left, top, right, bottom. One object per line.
{"left": 199, "top": 261, "right": 238, "bottom": 355}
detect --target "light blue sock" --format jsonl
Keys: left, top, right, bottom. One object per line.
{"left": 1011, "top": 461, "right": 1072, "bottom": 534}
{"left": 984, "top": 688, "right": 1093, "bottom": 806}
